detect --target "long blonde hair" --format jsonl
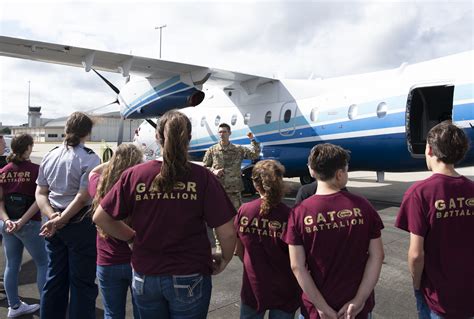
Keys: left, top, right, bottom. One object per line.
{"left": 251, "top": 160, "right": 286, "bottom": 216}
{"left": 151, "top": 110, "right": 191, "bottom": 193}
{"left": 92, "top": 144, "right": 143, "bottom": 236}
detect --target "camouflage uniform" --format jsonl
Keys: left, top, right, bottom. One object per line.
{"left": 203, "top": 139, "right": 261, "bottom": 210}
{"left": 203, "top": 139, "right": 260, "bottom": 251}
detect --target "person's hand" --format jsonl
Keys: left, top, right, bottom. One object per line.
{"left": 54, "top": 215, "right": 69, "bottom": 230}
{"left": 39, "top": 214, "right": 68, "bottom": 238}
{"left": 39, "top": 218, "right": 58, "bottom": 237}
{"left": 247, "top": 132, "right": 254, "bottom": 140}
{"left": 5, "top": 220, "right": 18, "bottom": 233}
{"left": 337, "top": 299, "right": 365, "bottom": 319}
{"left": 211, "top": 253, "right": 230, "bottom": 275}
{"left": 316, "top": 304, "right": 338, "bottom": 319}
{"left": 214, "top": 168, "right": 225, "bottom": 177}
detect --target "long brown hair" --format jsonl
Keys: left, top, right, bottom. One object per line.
{"left": 91, "top": 144, "right": 143, "bottom": 236}
{"left": 252, "top": 160, "right": 286, "bottom": 216}
{"left": 151, "top": 110, "right": 191, "bottom": 193}
{"left": 64, "top": 112, "right": 94, "bottom": 147}
{"left": 7, "top": 134, "right": 34, "bottom": 165}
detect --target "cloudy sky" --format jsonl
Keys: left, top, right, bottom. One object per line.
{"left": 0, "top": 0, "right": 472, "bottom": 125}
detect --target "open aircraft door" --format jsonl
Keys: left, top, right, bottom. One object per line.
{"left": 279, "top": 102, "right": 298, "bottom": 137}
{"left": 406, "top": 84, "right": 454, "bottom": 158}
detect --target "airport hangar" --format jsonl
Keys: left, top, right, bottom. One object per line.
{"left": 10, "top": 106, "right": 142, "bottom": 143}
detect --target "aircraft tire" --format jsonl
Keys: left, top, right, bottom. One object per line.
{"left": 300, "top": 175, "right": 315, "bottom": 185}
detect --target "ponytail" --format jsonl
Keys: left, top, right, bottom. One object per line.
{"left": 6, "top": 134, "right": 34, "bottom": 165}
{"left": 251, "top": 160, "right": 285, "bottom": 216}
{"left": 151, "top": 110, "right": 192, "bottom": 193}
{"left": 64, "top": 112, "right": 94, "bottom": 147}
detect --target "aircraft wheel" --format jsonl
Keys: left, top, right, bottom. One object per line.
{"left": 300, "top": 175, "right": 315, "bottom": 185}
{"left": 241, "top": 173, "right": 256, "bottom": 197}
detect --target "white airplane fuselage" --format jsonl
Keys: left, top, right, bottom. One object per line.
{"left": 131, "top": 50, "right": 474, "bottom": 178}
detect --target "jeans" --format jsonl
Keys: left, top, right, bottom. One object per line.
{"left": 40, "top": 217, "right": 98, "bottom": 319}
{"left": 132, "top": 271, "right": 212, "bottom": 319}
{"left": 1, "top": 220, "right": 48, "bottom": 307}
{"left": 97, "top": 263, "right": 139, "bottom": 319}
{"left": 240, "top": 303, "right": 295, "bottom": 319}
{"left": 299, "top": 312, "right": 372, "bottom": 319}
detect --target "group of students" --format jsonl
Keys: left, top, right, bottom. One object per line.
{"left": 0, "top": 109, "right": 472, "bottom": 319}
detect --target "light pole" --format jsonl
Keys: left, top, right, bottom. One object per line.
{"left": 155, "top": 24, "right": 167, "bottom": 59}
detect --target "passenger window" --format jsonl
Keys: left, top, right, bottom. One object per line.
{"left": 348, "top": 104, "right": 358, "bottom": 120}
{"left": 377, "top": 102, "right": 388, "bottom": 118}
{"left": 265, "top": 111, "right": 272, "bottom": 124}
{"left": 231, "top": 114, "right": 237, "bottom": 126}
{"left": 310, "top": 107, "right": 319, "bottom": 122}
{"left": 244, "top": 113, "right": 251, "bottom": 125}
{"left": 215, "top": 115, "right": 221, "bottom": 126}
{"left": 284, "top": 109, "right": 291, "bottom": 123}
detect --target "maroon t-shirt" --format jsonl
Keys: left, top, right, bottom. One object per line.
{"left": 282, "top": 191, "right": 384, "bottom": 319}
{"left": 235, "top": 199, "right": 301, "bottom": 313}
{"left": 101, "top": 160, "right": 236, "bottom": 275}
{"left": 0, "top": 161, "right": 41, "bottom": 221}
{"left": 88, "top": 173, "right": 132, "bottom": 266}
{"left": 395, "top": 174, "right": 474, "bottom": 318}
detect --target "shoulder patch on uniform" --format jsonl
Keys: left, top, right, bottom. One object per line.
{"left": 83, "top": 146, "right": 96, "bottom": 155}
{"left": 49, "top": 146, "right": 59, "bottom": 152}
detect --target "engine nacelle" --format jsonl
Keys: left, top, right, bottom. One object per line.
{"left": 119, "top": 76, "right": 205, "bottom": 119}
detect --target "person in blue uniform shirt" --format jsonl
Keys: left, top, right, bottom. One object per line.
{"left": 35, "top": 112, "right": 100, "bottom": 319}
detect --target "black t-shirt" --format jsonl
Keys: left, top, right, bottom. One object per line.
{"left": 294, "top": 182, "right": 349, "bottom": 206}
{"left": 0, "top": 156, "right": 7, "bottom": 169}
{"left": 295, "top": 182, "right": 318, "bottom": 205}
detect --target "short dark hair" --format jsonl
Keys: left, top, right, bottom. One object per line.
{"left": 218, "top": 123, "right": 231, "bottom": 132}
{"left": 427, "top": 121, "right": 469, "bottom": 164}
{"left": 64, "top": 112, "right": 94, "bottom": 147}
{"left": 308, "top": 143, "right": 350, "bottom": 181}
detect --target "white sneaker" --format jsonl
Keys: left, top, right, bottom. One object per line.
{"left": 7, "top": 301, "right": 40, "bottom": 318}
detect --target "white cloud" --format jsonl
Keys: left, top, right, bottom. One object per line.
{"left": 0, "top": 0, "right": 472, "bottom": 125}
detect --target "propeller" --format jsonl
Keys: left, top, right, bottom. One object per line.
{"left": 92, "top": 68, "right": 126, "bottom": 145}
{"left": 84, "top": 99, "right": 119, "bottom": 114}
{"left": 92, "top": 69, "right": 120, "bottom": 94}
{"left": 117, "top": 117, "right": 125, "bottom": 145}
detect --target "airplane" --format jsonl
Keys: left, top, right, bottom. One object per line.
{"left": 0, "top": 35, "right": 473, "bottom": 188}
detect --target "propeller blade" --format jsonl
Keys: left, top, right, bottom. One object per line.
{"left": 85, "top": 99, "right": 119, "bottom": 114}
{"left": 117, "top": 118, "right": 125, "bottom": 146}
{"left": 146, "top": 119, "right": 157, "bottom": 129}
{"left": 92, "top": 68, "right": 120, "bottom": 94}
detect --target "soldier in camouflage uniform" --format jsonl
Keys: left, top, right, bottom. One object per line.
{"left": 203, "top": 123, "right": 260, "bottom": 251}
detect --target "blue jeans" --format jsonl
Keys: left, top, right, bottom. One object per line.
{"left": 132, "top": 271, "right": 212, "bottom": 319}
{"left": 415, "top": 289, "right": 443, "bottom": 319}
{"left": 40, "top": 217, "right": 98, "bottom": 319}
{"left": 299, "top": 312, "right": 372, "bottom": 319}
{"left": 240, "top": 303, "right": 295, "bottom": 319}
{"left": 413, "top": 289, "right": 473, "bottom": 319}
{"left": 97, "top": 263, "right": 139, "bottom": 319}
{"left": 1, "top": 220, "right": 48, "bottom": 307}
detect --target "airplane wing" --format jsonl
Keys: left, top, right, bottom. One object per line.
{"left": 0, "top": 35, "right": 276, "bottom": 93}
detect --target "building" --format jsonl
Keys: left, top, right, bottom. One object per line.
{"left": 11, "top": 110, "right": 143, "bottom": 143}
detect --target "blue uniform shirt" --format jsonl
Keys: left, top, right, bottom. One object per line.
{"left": 37, "top": 143, "right": 100, "bottom": 210}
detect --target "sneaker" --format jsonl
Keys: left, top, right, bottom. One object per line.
{"left": 7, "top": 301, "right": 40, "bottom": 318}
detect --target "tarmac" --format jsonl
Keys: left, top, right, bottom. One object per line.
{"left": 0, "top": 142, "right": 472, "bottom": 318}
